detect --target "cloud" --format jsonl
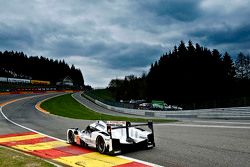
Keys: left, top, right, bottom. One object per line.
{"left": 132, "top": 0, "right": 201, "bottom": 22}
{"left": 64, "top": 55, "right": 150, "bottom": 88}
{"left": 104, "top": 42, "right": 163, "bottom": 69}
{"left": 190, "top": 24, "right": 250, "bottom": 44}
{"left": 0, "top": 0, "right": 249, "bottom": 87}
{"left": 0, "top": 23, "right": 34, "bottom": 50}
{"left": 200, "top": 0, "right": 250, "bottom": 15}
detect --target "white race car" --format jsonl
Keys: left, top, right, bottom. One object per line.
{"left": 67, "top": 120, "right": 155, "bottom": 154}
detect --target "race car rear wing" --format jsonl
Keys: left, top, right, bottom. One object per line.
{"left": 107, "top": 121, "right": 154, "bottom": 144}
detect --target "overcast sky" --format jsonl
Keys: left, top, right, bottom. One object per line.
{"left": 0, "top": 0, "right": 250, "bottom": 87}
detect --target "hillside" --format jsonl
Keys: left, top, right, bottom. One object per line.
{"left": 0, "top": 51, "right": 84, "bottom": 87}
{"left": 107, "top": 41, "right": 250, "bottom": 109}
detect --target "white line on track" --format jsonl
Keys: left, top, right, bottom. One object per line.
{"left": 156, "top": 123, "right": 250, "bottom": 129}
{"left": 0, "top": 94, "right": 65, "bottom": 142}
{"left": 192, "top": 120, "right": 250, "bottom": 125}
{"left": 0, "top": 94, "right": 163, "bottom": 167}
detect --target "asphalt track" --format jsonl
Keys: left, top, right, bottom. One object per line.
{"left": 1, "top": 93, "right": 250, "bottom": 167}
{"left": 72, "top": 92, "right": 150, "bottom": 118}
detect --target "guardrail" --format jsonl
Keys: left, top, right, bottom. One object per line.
{"left": 83, "top": 93, "right": 250, "bottom": 120}
{"left": 84, "top": 92, "right": 135, "bottom": 109}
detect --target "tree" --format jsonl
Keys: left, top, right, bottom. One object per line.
{"left": 107, "top": 41, "right": 250, "bottom": 109}
{"left": 187, "top": 40, "right": 195, "bottom": 57}
{"left": 245, "top": 54, "right": 250, "bottom": 79}
{"left": 222, "top": 52, "right": 236, "bottom": 80}
{"left": 235, "top": 52, "right": 250, "bottom": 79}
{"left": 177, "top": 41, "right": 187, "bottom": 57}
{"left": 0, "top": 51, "right": 84, "bottom": 87}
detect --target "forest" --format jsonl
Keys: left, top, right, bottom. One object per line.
{"left": 108, "top": 41, "right": 250, "bottom": 109}
{"left": 0, "top": 51, "right": 84, "bottom": 87}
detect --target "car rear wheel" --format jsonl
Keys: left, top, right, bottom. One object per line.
{"left": 96, "top": 136, "right": 106, "bottom": 153}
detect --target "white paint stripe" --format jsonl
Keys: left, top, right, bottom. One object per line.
{"left": 0, "top": 94, "right": 65, "bottom": 142}
{"left": 0, "top": 94, "right": 161, "bottom": 167}
{"left": 118, "top": 155, "right": 164, "bottom": 167}
{"left": 156, "top": 123, "right": 250, "bottom": 129}
{"left": 192, "top": 120, "right": 250, "bottom": 125}
{"left": 71, "top": 93, "right": 97, "bottom": 112}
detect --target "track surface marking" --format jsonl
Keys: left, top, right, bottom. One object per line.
{"left": 0, "top": 132, "right": 155, "bottom": 167}
{"left": 0, "top": 94, "right": 161, "bottom": 167}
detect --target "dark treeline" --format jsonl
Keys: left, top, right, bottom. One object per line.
{"left": 0, "top": 51, "right": 84, "bottom": 87}
{"left": 108, "top": 41, "right": 250, "bottom": 109}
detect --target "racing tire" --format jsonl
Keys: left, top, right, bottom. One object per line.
{"left": 68, "top": 131, "right": 75, "bottom": 144}
{"left": 96, "top": 136, "right": 106, "bottom": 154}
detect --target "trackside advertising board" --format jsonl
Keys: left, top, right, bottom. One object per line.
{"left": 31, "top": 80, "right": 50, "bottom": 85}
{"left": 152, "top": 100, "right": 164, "bottom": 110}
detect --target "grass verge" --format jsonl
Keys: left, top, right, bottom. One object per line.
{"left": 41, "top": 94, "right": 175, "bottom": 123}
{"left": 86, "top": 89, "right": 115, "bottom": 102}
{"left": 0, "top": 146, "right": 55, "bottom": 167}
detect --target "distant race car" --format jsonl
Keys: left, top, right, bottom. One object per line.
{"left": 67, "top": 120, "right": 155, "bottom": 154}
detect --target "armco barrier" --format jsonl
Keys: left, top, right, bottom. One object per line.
{"left": 82, "top": 93, "right": 250, "bottom": 119}
{"left": 85, "top": 92, "right": 135, "bottom": 109}
{"left": 83, "top": 93, "right": 181, "bottom": 118}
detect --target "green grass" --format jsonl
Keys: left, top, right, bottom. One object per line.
{"left": 86, "top": 89, "right": 115, "bottom": 101}
{"left": 0, "top": 146, "right": 55, "bottom": 167}
{"left": 41, "top": 94, "right": 174, "bottom": 122}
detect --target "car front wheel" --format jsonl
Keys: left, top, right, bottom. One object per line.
{"left": 68, "top": 131, "right": 75, "bottom": 144}
{"left": 96, "top": 136, "right": 106, "bottom": 153}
